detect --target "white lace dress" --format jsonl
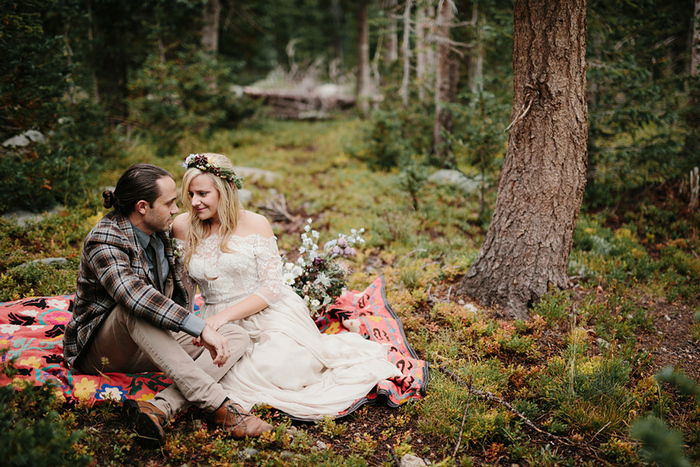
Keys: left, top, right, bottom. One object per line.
{"left": 185, "top": 234, "right": 402, "bottom": 419}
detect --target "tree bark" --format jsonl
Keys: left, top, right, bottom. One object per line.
{"left": 201, "top": 0, "right": 220, "bottom": 53}
{"left": 457, "top": 0, "right": 588, "bottom": 320}
{"left": 356, "top": 0, "right": 371, "bottom": 116}
{"left": 467, "top": 3, "right": 483, "bottom": 94}
{"left": 416, "top": 5, "right": 427, "bottom": 101}
{"left": 692, "top": 0, "right": 700, "bottom": 76}
{"left": 400, "top": 0, "right": 412, "bottom": 107}
{"left": 383, "top": 0, "right": 399, "bottom": 66}
{"left": 432, "top": 0, "right": 456, "bottom": 163}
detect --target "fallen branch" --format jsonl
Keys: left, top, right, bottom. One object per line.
{"left": 452, "top": 375, "right": 472, "bottom": 458}
{"left": 257, "top": 193, "right": 298, "bottom": 224}
{"left": 438, "top": 365, "right": 572, "bottom": 445}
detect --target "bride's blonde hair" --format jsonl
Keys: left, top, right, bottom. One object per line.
{"left": 181, "top": 153, "right": 242, "bottom": 270}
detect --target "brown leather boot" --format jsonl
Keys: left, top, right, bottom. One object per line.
{"left": 123, "top": 399, "right": 168, "bottom": 446}
{"left": 211, "top": 400, "right": 274, "bottom": 438}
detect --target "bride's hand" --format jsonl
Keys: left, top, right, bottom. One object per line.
{"left": 205, "top": 313, "right": 230, "bottom": 332}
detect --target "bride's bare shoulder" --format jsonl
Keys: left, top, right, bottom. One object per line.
{"left": 237, "top": 210, "right": 274, "bottom": 238}
{"left": 172, "top": 213, "right": 191, "bottom": 240}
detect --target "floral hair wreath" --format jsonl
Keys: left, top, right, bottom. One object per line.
{"left": 183, "top": 153, "right": 244, "bottom": 190}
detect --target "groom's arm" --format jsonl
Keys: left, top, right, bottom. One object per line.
{"left": 85, "top": 226, "right": 204, "bottom": 336}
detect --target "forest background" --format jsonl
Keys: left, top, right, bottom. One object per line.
{"left": 1, "top": 0, "right": 700, "bottom": 466}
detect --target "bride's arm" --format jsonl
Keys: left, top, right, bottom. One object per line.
{"left": 205, "top": 212, "right": 282, "bottom": 330}
{"left": 205, "top": 294, "right": 269, "bottom": 330}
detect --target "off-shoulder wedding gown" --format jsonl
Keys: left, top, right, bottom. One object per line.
{"left": 185, "top": 234, "right": 401, "bottom": 420}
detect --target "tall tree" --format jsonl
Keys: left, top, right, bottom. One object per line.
{"left": 432, "top": 0, "right": 457, "bottom": 163}
{"left": 356, "top": 0, "right": 371, "bottom": 116}
{"left": 415, "top": 3, "right": 428, "bottom": 101}
{"left": 466, "top": 2, "right": 482, "bottom": 94}
{"left": 399, "top": 0, "right": 413, "bottom": 107}
{"left": 201, "top": 0, "right": 221, "bottom": 53}
{"left": 458, "top": 0, "right": 588, "bottom": 320}
{"left": 383, "top": 0, "right": 399, "bottom": 66}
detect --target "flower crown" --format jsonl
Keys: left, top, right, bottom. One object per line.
{"left": 183, "top": 154, "right": 243, "bottom": 190}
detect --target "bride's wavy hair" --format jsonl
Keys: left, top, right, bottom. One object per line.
{"left": 181, "top": 153, "right": 242, "bottom": 271}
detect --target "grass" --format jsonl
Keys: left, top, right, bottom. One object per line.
{"left": 1, "top": 117, "right": 700, "bottom": 465}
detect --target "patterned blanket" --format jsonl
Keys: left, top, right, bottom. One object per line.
{"left": 0, "top": 277, "right": 428, "bottom": 417}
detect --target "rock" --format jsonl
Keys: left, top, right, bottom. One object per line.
{"left": 2, "top": 130, "right": 46, "bottom": 148}
{"left": 233, "top": 167, "right": 280, "bottom": 184}
{"left": 315, "top": 441, "right": 327, "bottom": 450}
{"left": 428, "top": 169, "right": 485, "bottom": 194}
{"left": 238, "top": 448, "right": 259, "bottom": 458}
{"left": 401, "top": 454, "right": 427, "bottom": 467}
{"left": 17, "top": 258, "right": 67, "bottom": 269}
{"left": 238, "top": 188, "right": 252, "bottom": 205}
{"left": 2, "top": 206, "right": 63, "bottom": 227}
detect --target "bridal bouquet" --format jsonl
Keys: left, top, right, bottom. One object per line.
{"left": 282, "top": 219, "right": 365, "bottom": 317}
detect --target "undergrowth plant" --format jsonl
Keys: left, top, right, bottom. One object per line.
{"left": 0, "top": 351, "right": 91, "bottom": 466}
{"left": 1, "top": 118, "right": 699, "bottom": 465}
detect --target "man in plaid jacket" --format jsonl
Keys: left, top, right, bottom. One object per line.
{"left": 63, "top": 164, "right": 272, "bottom": 445}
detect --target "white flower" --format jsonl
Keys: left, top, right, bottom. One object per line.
{"left": 284, "top": 262, "right": 295, "bottom": 271}
{"left": 292, "top": 265, "right": 303, "bottom": 276}
{"left": 183, "top": 153, "right": 197, "bottom": 168}
{"left": 283, "top": 274, "right": 296, "bottom": 285}
{"left": 311, "top": 299, "right": 321, "bottom": 308}
{"left": 299, "top": 246, "right": 306, "bottom": 254}
{"left": 304, "top": 224, "right": 311, "bottom": 232}
{"left": 312, "top": 230, "right": 320, "bottom": 239}
{"left": 316, "top": 272, "right": 332, "bottom": 287}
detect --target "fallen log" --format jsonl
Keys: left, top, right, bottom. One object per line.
{"left": 243, "top": 86, "right": 355, "bottom": 119}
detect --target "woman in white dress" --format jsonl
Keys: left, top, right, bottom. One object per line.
{"left": 171, "top": 153, "right": 401, "bottom": 420}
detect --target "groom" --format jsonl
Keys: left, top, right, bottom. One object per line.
{"left": 63, "top": 163, "right": 272, "bottom": 445}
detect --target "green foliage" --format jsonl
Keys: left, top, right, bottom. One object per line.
{"left": 127, "top": 46, "right": 258, "bottom": 155}
{"left": 656, "top": 366, "right": 700, "bottom": 404}
{"left": 630, "top": 416, "right": 691, "bottom": 467}
{"left": 586, "top": 0, "right": 699, "bottom": 207}
{"left": 0, "top": 0, "right": 70, "bottom": 139}
{"left": 359, "top": 102, "right": 434, "bottom": 170}
{"left": 538, "top": 356, "right": 634, "bottom": 433}
{"left": 0, "top": 353, "right": 91, "bottom": 467}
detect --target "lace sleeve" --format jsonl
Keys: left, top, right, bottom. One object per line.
{"left": 173, "top": 238, "right": 196, "bottom": 313}
{"left": 253, "top": 236, "right": 283, "bottom": 305}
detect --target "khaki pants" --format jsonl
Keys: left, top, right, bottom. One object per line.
{"left": 77, "top": 304, "right": 249, "bottom": 418}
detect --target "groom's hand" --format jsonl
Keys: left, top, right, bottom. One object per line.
{"left": 199, "top": 324, "right": 231, "bottom": 366}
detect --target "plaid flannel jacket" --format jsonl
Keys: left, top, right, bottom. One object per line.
{"left": 63, "top": 210, "right": 189, "bottom": 368}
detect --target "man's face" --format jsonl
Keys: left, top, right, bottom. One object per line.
{"left": 142, "top": 177, "right": 179, "bottom": 233}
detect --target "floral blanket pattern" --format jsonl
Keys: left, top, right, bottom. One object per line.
{"left": 0, "top": 277, "right": 428, "bottom": 415}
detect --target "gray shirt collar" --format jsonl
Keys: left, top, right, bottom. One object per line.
{"left": 131, "top": 222, "right": 153, "bottom": 251}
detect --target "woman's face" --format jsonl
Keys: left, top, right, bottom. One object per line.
{"left": 187, "top": 174, "right": 220, "bottom": 223}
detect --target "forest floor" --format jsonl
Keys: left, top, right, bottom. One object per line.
{"left": 3, "top": 119, "right": 699, "bottom": 466}
{"left": 72, "top": 271, "right": 698, "bottom": 467}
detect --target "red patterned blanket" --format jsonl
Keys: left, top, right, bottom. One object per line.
{"left": 0, "top": 277, "right": 428, "bottom": 417}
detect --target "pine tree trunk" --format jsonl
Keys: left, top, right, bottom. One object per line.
{"left": 433, "top": 0, "right": 456, "bottom": 163}
{"left": 383, "top": 0, "right": 398, "bottom": 66}
{"left": 457, "top": 0, "right": 588, "bottom": 320}
{"left": 467, "top": 3, "right": 483, "bottom": 94}
{"left": 400, "top": 0, "right": 412, "bottom": 107}
{"left": 356, "top": 0, "right": 371, "bottom": 116}
{"left": 416, "top": 5, "right": 427, "bottom": 101}
{"left": 201, "top": 0, "right": 220, "bottom": 53}
{"left": 692, "top": 0, "right": 700, "bottom": 76}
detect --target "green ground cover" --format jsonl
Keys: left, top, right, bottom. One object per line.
{"left": 1, "top": 118, "right": 699, "bottom": 466}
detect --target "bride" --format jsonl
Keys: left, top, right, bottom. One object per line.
{"left": 171, "top": 153, "right": 401, "bottom": 419}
